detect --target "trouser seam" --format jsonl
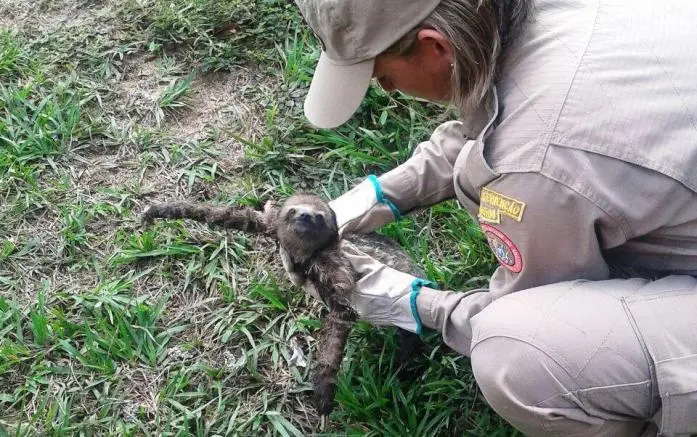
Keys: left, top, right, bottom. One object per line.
{"left": 471, "top": 333, "right": 578, "bottom": 379}
{"left": 473, "top": 334, "right": 653, "bottom": 420}
{"left": 534, "top": 379, "right": 653, "bottom": 416}
{"left": 621, "top": 297, "right": 660, "bottom": 416}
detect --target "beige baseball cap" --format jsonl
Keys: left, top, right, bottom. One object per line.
{"left": 295, "top": 0, "right": 441, "bottom": 129}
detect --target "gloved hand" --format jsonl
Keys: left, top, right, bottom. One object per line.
{"left": 329, "top": 175, "right": 401, "bottom": 236}
{"left": 341, "top": 240, "right": 436, "bottom": 334}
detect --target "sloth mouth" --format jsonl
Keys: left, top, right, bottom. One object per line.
{"left": 293, "top": 219, "right": 323, "bottom": 235}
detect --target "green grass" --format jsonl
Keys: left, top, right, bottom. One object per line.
{"left": 0, "top": 1, "right": 516, "bottom": 435}
{"left": 129, "top": 0, "right": 300, "bottom": 71}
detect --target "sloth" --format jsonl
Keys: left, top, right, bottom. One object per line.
{"left": 142, "top": 193, "right": 425, "bottom": 415}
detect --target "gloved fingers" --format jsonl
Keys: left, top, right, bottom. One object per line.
{"left": 350, "top": 292, "right": 420, "bottom": 332}
{"left": 329, "top": 179, "right": 378, "bottom": 229}
{"left": 340, "top": 240, "right": 429, "bottom": 291}
{"left": 349, "top": 293, "right": 394, "bottom": 320}
{"left": 336, "top": 204, "right": 395, "bottom": 236}
{"left": 355, "top": 266, "right": 419, "bottom": 297}
{"left": 339, "top": 240, "right": 385, "bottom": 276}
{"left": 339, "top": 240, "right": 368, "bottom": 258}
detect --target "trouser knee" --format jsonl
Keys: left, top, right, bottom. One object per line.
{"left": 470, "top": 335, "right": 542, "bottom": 433}
{"left": 469, "top": 279, "right": 659, "bottom": 437}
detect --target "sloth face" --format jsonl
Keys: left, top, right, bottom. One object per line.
{"left": 285, "top": 205, "right": 327, "bottom": 233}
{"left": 278, "top": 194, "right": 338, "bottom": 253}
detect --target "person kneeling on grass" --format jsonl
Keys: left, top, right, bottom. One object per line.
{"left": 290, "top": 0, "right": 697, "bottom": 436}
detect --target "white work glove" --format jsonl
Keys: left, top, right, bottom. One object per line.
{"left": 342, "top": 241, "right": 436, "bottom": 335}
{"left": 329, "top": 175, "right": 401, "bottom": 236}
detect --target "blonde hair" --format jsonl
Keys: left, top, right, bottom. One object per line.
{"left": 387, "top": 0, "right": 531, "bottom": 115}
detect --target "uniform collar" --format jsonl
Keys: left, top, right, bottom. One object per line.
{"left": 453, "top": 87, "right": 501, "bottom": 209}
{"left": 466, "top": 87, "right": 500, "bottom": 189}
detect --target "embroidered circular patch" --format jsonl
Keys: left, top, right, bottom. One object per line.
{"left": 481, "top": 224, "right": 523, "bottom": 273}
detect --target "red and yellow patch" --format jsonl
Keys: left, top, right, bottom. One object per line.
{"left": 481, "top": 224, "right": 523, "bottom": 273}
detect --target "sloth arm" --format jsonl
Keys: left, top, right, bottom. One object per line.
{"left": 142, "top": 201, "right": 279, "bottom": 235}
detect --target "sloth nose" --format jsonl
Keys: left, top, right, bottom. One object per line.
{"left": 298, "top": 212, "right": 312, "bottom": 222}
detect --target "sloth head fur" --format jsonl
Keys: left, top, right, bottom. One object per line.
{"left": 276, "top": 194, "right": 339, "bottom": 262}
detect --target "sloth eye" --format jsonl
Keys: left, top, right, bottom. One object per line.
{"left": 287, "top": 208, "right": 296, "bottom": 218}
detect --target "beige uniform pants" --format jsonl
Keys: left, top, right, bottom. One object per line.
{"left": 468, "top": 276, "right": 697, "bottom": 437}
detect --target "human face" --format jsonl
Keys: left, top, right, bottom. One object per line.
{"left": 372, "top": 29, "right": 454, "bottom": 102}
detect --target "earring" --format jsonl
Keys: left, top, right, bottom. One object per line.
{"left": 449, "top": 63, "right": 454, "bottom": 69}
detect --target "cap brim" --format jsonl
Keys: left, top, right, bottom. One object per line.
{"left": 304, "top": 53, "right": 374, "bottom": 129}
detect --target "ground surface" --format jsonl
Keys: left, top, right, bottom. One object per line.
{"left": 0, "top": 0, "right": 517, "bottom": 435}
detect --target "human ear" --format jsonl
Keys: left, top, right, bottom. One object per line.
{"left": 415, "top": 28, "right": 454, "bottom": 62}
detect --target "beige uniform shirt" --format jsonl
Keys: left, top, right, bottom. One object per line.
{"left": 380, "top": 0, "right": 697, "bottom": 322}
{"left": 374, "top": 0, "right": 697, "bottom": 431}
{"left": 369, "top": 0, "right": 693, "bottom": 396}
{"left": 375, "top": 0, "right": 697, "bottom": 431}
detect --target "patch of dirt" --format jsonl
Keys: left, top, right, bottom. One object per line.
{"left": 70, "top": 152, "right": 142, "bottom": 193}
{"left": 165, "top": 68, "right": 280, "bottom": 170}
{"left": 0, "top": 209, "right": 105, "bottom": 306}
{"left": 0, "top": 0, "right": 29, "bottom": 31}
{"left": 99, "top": 56, "right": 276, "bottom": 196}
{"left": 0, "top": 215, "right": 61, "bottom": 297}
{"left": 0, "top": 0, "right": 53, "bottom": 32}
{"left": 109, "top": 52, "right": 165, "bottom": 127}
{"left": 117, "top": 365, "right": 160, "bottom": 422}
{"left": 0, "top": 0, "right": 115, "bottom": 34}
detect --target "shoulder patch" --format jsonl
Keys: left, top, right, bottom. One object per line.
{"left": 481, "top": 224, "right": 523, "bottom": 273}
{"left": 477, "top": 204, "right": 500, "bottom": 224}
{"left": 480, "top": 187, "right": 526, "bottom": 222}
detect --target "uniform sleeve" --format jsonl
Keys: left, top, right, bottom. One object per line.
{"left": 378, "top": 120, "right": 468, "bottom": 214}
{"left": 414, "top": 172, "right": 627, "bottom": 355}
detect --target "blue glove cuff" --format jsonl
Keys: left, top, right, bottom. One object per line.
{"left": 368, "top": 175, "right": 402, "bottom": 221}
{"left": 410, "top": 278, "right": 437, "bottom": 335}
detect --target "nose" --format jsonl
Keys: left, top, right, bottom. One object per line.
{"left": 298, "top": 212, "right": 312, "bottom": 222}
